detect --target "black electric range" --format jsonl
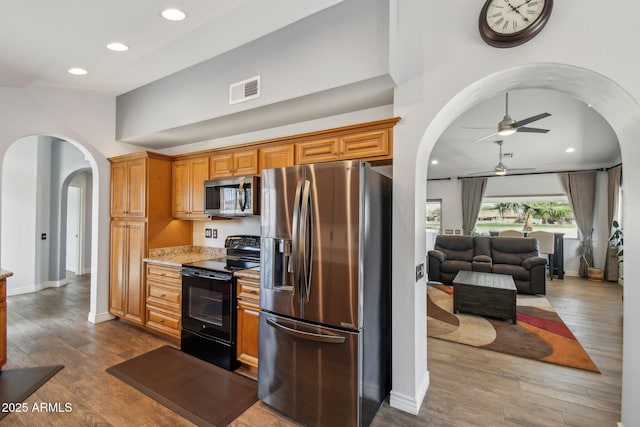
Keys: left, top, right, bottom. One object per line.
{"left": 180, "top": 235, "right": 260, "bottom": 370}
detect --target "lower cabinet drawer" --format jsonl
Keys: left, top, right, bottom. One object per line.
{"left": 147, "top": 280, "right": 181, "bottom": 308}
{"left": 146, "top": 306, "right": 181, "bottom": 338}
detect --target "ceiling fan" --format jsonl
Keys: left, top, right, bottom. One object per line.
{"left": 465, "top": 93, "right": 551, "bottom": 144}
{"left": 468, "top": 141, "right": 536, "bottom": 176}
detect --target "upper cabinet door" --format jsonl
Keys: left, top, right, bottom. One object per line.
{"left": 234, "top": 149, "right": 259, "bottom": 176}
{"left": 260, "top": 144, "right": 295, "bottom": 172}
{"left": 172, "top": 159, "right": 190, "bottom": 218}
{"left": 295, "top": 138, "right": 340, "bottom": 165}
{"left": 189, "top": 157, "right": 210, "bottom": 218}
{"left": 210, "top": 152, "right": 235, "bottom": 178}
{"left": 339, "top": 130, "right": 389, "bottom": 160}
{"left": 111, "top": 158, "right": 146, "bottom": 218}
{"left": 111, "top": 161, "right": 128, "bottom": 217}
{"left": 126, "top": 158, "right": 147, "bottom": 217}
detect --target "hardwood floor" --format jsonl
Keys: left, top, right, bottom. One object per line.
{"left": 2, "top": 274, "right": 621, "bottom": 426}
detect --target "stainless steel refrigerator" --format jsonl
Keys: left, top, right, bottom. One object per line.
{"left": 258, "top": 160, "right": 391, "bottom": 427}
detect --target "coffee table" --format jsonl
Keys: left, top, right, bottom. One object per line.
{"left": 452, "top": 271, "right": 517, "bottom": 324}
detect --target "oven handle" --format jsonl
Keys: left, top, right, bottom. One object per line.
{"left": 266, "top": 318, "right": 346, "bottom": 344}
{"left": 180, "top": 271, "right": 232, "bottom": 281}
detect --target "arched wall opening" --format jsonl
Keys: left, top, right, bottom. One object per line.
{"left": 0, "top": 134, "right": 110, "bottom": 324}
{"left": 61, "top": 167, "right": 93, "bottom": 277}
{"left": 413, "top": 63, "right": 638, "bottom": 423}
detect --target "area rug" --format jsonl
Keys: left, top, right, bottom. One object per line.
{"left": 427, "top": 283, "right": 599, "bottom": 373}
{"left": 0, "top": 365, "right": 65, "bottom": 421}
{"left": 106, "top": 346, "right": 257, "bottom": 427}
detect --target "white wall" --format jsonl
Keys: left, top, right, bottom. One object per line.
{"left": 1, "top": 137, "right": 38, "bottom": 294}
{"left": 0, "top": 86, "right": 120, "bottom": 323}
{"left": 116, "top": 0, "right": 390, "bottom": 143}
{"left": 391, "top": 1, "right": 640, "bottom": 423}
{"left": 192, "top": 217, "right": 261, "bottom": 248}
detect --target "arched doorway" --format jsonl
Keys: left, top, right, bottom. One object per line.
{"left": 0, "top": 134, "right": 109, "bottom": 324}
{"left": 410, "top": 63, "right": 639, "bottom": 422}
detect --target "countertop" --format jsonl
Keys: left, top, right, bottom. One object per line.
{"left": 0, "top": 269, "right": 13, "bottom": 280}
{"left": 143, "top": 245, "right": 226, "bottom": 268}
{"left": 143, "top": 247, "right": 261, "bottom": 279}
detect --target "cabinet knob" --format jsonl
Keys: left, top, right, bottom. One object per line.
{"left": 160, "top": 294, "right": 166, "bottom": 298}
{"left": 159, "top": 319, "right": 165, "bottom": 324}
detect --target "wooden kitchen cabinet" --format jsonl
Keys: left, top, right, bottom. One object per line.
{"left": 172, "top": 156, "right": 209, "bottom": 219}
{"left": 210, "top": 149, "right": 259, "bottom": 178}
{"left": 109, "top": 152, "right": 191, "bottom": 329}
{"left": 145, "top": 263, "right": 182, "bottom": 339}
{"left": 296, "top": 129, "right": 391, "bottom": 165}
{"left": 0, "top": 275, "right": 8, "bottom": 371}
{"left": 259, "top": 144, "right": 295, "bottom": 171}
{"left": 111, "top": 157, "right": 147, "bottom": 218}
{"left": 236, "top": 277, "right": 260, "bottom": 371}
{"left": 295, "top": 137, "right": 340, "bottom": 164}
{"left": 110, "top": 220, "right": 146, "bottom": 325}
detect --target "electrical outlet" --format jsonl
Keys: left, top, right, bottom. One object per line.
{"left": 41, "top": 233, "right": 47, "bottom": 240}
{"left": 212, "top": 229, "right": 218, "bottom": 239}
{"left": 416, "top": 263, "right": 425, "bottom": 281}
{"left": 205, "top": 228, "right": 212, "bottom": 238}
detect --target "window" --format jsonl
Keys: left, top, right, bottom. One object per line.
{"left": 426, "top": 199, "right": 442, "bottom": 234}
{"left": 475, "top": 195, "right": 577, "bottom": 238}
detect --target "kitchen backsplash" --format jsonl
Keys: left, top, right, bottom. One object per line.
{"left": 193, "top": 217, "right": 261, "bottom": 248}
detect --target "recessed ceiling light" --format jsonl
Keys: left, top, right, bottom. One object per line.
{"left": 161, "top": 8, "right": 186, "bottom": 21}
{"left": 68, "top": 67, "right": 88, "bottom": 76}
{"left": 107, "top": 42, "right": 129, "bottom": 52}
{"left": 565, "top": 147, "right": 576, "bottom": 153}
{"left": 431, "top": 159, "right": 439, "bottom": 165}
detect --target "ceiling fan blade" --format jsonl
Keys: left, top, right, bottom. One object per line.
{"left": 473, "top": 132, "right": 499, "bottom": 143}
{"left": 466, "top": 170, "right": 495, "bottom": 176}
{"left": 506, "top": 167, "right": 536, "bottom": 173}
{"left": 516, "top": 127, "right": 550, "bottom": 133}
{"left": 514, "top": 112, "right": 551, "bottom": 127}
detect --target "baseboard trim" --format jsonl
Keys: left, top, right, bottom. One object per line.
{"left": 617, "top": 422, "right": 623, "bottom": 427}
{"left": 88, "top": 311, "right": 115, "bottom": 324}
{"left": 39, "top": 279, "right": 69, "bottom": 290}
{"left": 389, "top": 370, "right": 430, "bottom": 415}
{"left": 82, "top": 267, "right": 92, "bottom": 275}
{"left": 7, "top": 284, "right": 36, "bottom": 296}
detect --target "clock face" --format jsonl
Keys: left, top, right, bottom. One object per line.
{"left": 485, "top": 0, "right": 546, "bottom": 35}
{"left": 479, "top": 0, "right": 552, "bottom": 47}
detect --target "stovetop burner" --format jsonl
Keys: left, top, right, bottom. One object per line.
{"left": 184, "top": 256, "right": 260, "bottom": 273}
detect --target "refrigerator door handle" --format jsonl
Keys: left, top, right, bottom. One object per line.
{"left": 291, "top": 180, "right": 304, "bottom": 295}
{"left": 300, "top": 180, "right": 313, "bottom": 301}
{"left": 266, "top": 318, "right": 346, "bottom": 344}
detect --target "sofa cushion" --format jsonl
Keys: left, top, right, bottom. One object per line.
{"left": 434, "top": 235, "right": 474, "bottom": 262}
{"left": 474, "top": 236, "right": 492, "bottom": 258}
{"left": 492, "top": 264, "right": 530, "bottom": 281}
{"left": 491, "top": 237, "right": 538, "bottom": 265}
{"left": 441, "top": 260, "right": 472, "bottom": 274}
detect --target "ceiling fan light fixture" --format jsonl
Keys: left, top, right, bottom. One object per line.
{"left": 497, "top": 127, "right": 517, "bottom": 136}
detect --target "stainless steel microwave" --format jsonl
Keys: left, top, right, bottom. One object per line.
{"left": 204, "top": 176, "right": 260, "bottom": 217}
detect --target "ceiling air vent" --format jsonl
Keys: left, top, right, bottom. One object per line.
{"left": 229, "top": 75, "right": 260, "bottom": 105}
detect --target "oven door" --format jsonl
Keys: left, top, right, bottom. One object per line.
{"left": 181, "top": 269, "right": 234, "bottom": 343}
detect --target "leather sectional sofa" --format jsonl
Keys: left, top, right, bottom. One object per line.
{"left": 427, "top": 235, "right": 547, "bottom": 294}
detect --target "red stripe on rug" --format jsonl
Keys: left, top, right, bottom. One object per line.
{"left": 517, "top": 311, "right": 576, "bottom": 340}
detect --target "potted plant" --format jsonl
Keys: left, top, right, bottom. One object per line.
{"left": 609, "top": 220, "right": 624, "bottom": 284}
{"left": 577, "top": 237, "right": 603, "bottom": 281}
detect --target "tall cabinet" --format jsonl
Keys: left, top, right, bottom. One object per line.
{"left": 109, "top": 152, "right": 192, "bottom": 326}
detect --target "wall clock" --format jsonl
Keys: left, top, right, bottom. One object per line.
{"left": 479, "top": 0, "right": 553, "bottom": 48}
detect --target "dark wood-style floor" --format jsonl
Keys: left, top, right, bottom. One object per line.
{"left": 2, "top": 274, "right": 621, "bottom": 426}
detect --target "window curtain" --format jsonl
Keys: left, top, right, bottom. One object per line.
{"left": 461, "top": 177, "right": 487, "bottom": 235}
{"left": 561, "top": 171, "right": 596, "bottom": 277}
{"left": 604, "top": 165, "right": 622, "bottom": 280}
